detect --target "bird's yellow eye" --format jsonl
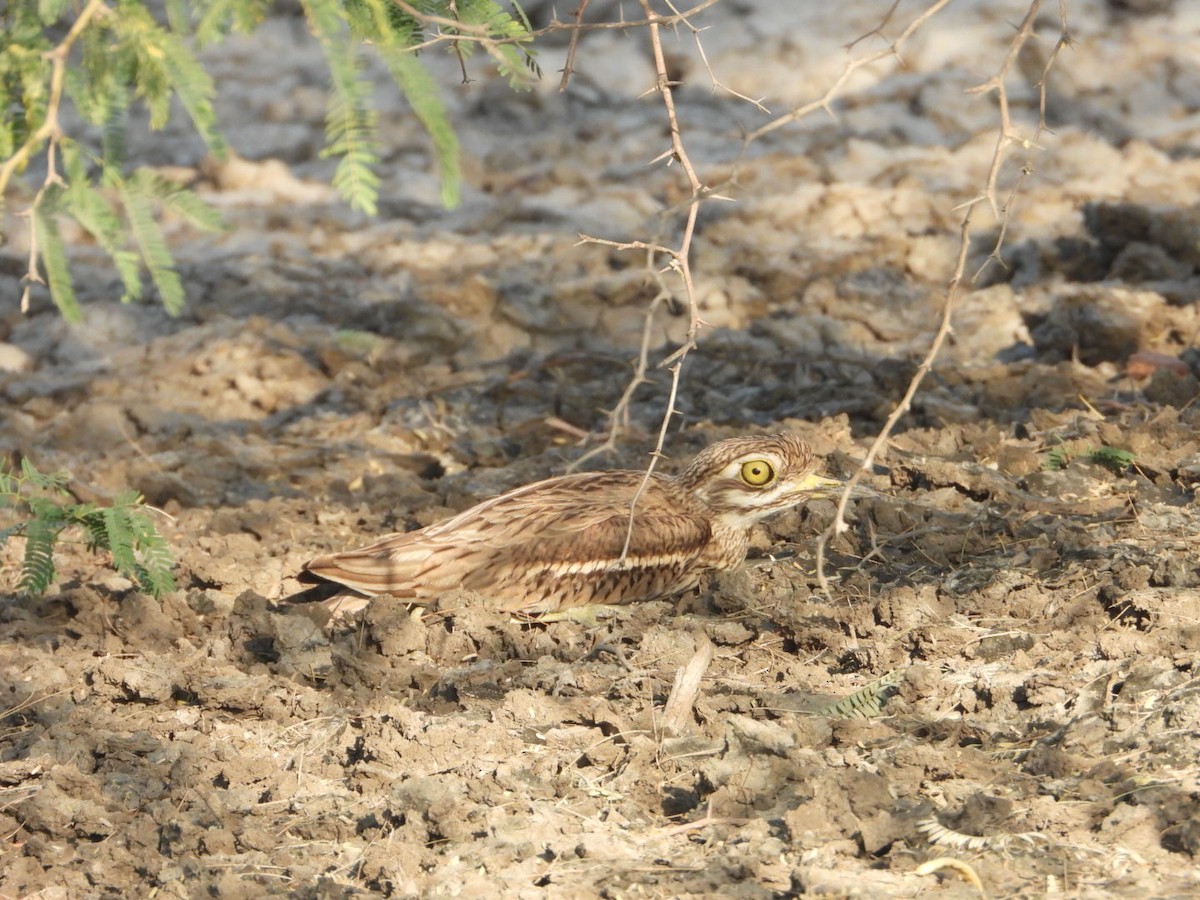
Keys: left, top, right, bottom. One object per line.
{"left": 739, "top": 459, "right": 775, "bottom": 487}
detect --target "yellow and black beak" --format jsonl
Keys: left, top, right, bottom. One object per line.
{"left": 792, "top": 472, "right": 844, "bottom": 499}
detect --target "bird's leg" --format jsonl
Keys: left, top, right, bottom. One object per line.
{"left": 513, "top": 604, "right": 625, "bottom": 626}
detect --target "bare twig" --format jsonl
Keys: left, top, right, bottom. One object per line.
{"left": 396, "top": 0, "right": 724, "bottom": 58}
{"left": 18, "top": 143, "right": 63, "bottom": 314}
{"left": 591, "top": 0, "right": 715, "bottom": 561}
{"left": 558, "top": 0, "right": 593, "bottom": 92}
{"left": 663, "top": 0, "right": 770, "bottom": 112}
{"left": 1, "top": 0, "right": 110, "bottom": 314}
{"left": 566, "top": 1, "right": 714, "bottom": 555}
{"left": 964, "top": 2, "right": 1045, "bottom": 220}
{"left": 566, "top": 288, "right": 669, "bottom": 472}
{"left": 973, "top": 0, "right": 1075, "bottom": 279}
{"left": 658, "top": 798, "right": 754, "bottom": 838}
{"left": 0, "top": 0, "right": 108, "bottom": 198}
{"left": 812, "top": 0, "right": 1069, "bottom": 595}
{"left": 390, "top": 0, "right": 528, "bottom": 81}
{"left": 845, "top": 0, "right": 905, "bottom": 51}
{"left": 743, "top": 0, "right": 955, "bottom": 145}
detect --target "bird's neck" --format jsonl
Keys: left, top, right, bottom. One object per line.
{"left": 700, "top": 516, "right": 752, "bottom": 570}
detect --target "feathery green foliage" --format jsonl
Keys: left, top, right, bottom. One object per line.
{"left": 2, "top": 0, "right": 537, "bottom": 320}
{"left": 344, "top": 0, "right": 463, "bottom": 207}
{"left": 31, "top": 190, "right": 82, "bottom": 322}
{"left": 1044, "top": 445, "right": 1137, "bottom": 474}
{"left": 0, "top": 458, "right": 177, "bottom": 598}
{"left": 119, "top": 174, "right": 188, "bottom": 314}
{"left": 457, "top": 0, "right": 541, "bottom": 86}
{"left": 305, "top": 0, "right": 382, "bottom": 215}
{"left": 819, "top": 670, "right": 904, "bottom": 720}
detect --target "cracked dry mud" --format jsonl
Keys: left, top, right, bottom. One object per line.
{"left": 3, "top": 3, "right": 1200, "bottom": 897}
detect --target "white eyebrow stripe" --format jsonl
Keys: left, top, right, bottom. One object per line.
{"left": 538, "top": 553, "right": 690, "bottom": 576}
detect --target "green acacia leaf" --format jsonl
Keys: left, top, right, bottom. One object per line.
{"left": 18, "top": 516, "right": 60, "bottom": 597}
{"left": 121, "top": 178, "right": 186, "bottom": 314}
{"left": 456, "top": 0, "right": 538, "bottom": 88}
{"left": 100, "top": 505, "right": 138, "bottom": 577}
{"left": 128, "top": 507, "right": 176, "bottom": 597}
{"left": 377, "top": 46, "right": 461, "bottom": 208}
{"left": 62, "top": 143, "right": 126, "bottom": 247}
{"left": 37, "top": 0, "right": 73, "bottom": 25}
{"left": 19, "top": 458, "right": 70, "bottom": 494}
{"left": 130, "top": 169, "right": 224, "bottom": 233}
{"left": 819, "top": 670, "right": 905, "bottom": 720}
{"left": 32, "top": 200, "right": 82, "bottom": 323}
{"left": 306, "top": 0, "right": 381, "bottom": 215}
{"left": 3, "top": 460, "right": 175, "bottom": 598}
{"left": 159, "top": 31, "right": 226, "bottom": 156}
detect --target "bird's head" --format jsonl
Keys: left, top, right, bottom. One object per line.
{"left": 676, "top": 433, "right": 842, "bottom": 527}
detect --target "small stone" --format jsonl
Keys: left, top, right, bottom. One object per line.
{"left": 0, "top": 343, "right": 34, "bottom": 373}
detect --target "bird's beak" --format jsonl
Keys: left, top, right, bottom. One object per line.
{"left": 793, "top": 472, "right": 845, "bottom": 498}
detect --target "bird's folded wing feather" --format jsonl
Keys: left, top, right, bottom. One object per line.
{"left": 303, "top": 473, "right": 711, "bottom": 593}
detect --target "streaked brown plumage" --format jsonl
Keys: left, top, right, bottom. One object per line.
{"left": 301, "top": 434, "right": 841, "bottom": 616}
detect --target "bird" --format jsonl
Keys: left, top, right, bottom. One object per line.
{"left": 299, "top": 433, "right": 842, "bottom": 619}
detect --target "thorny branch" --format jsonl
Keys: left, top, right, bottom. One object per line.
{"left": 805, "top": 0, "right": 1070, "bottom": 596}
{"left": 564, "top": 285, "right": 669, "bottom": 472}
{"left": 662, "top": 0, "right": 769, "bottom": 111}
{"left": 558, "top": 0, "right": 592, "bottom": 92}
{"left": 0, "top": 0, "right": 111, "bottom": 314}
{"left": 570, "top": 0, "right": 712, "bottom": 563}
{"left": 392, "top": 10, "right": 731, "bottom": 486}
{"left": 393, "top": 0, "right": 724, "bottom": 66}
{"left": 565, "top": 1, "right": 751, "bottom": 470}
{"left": 537, "top": 0, "right": 1066, "bottom": 585}
{"left": 743, "top": 0, "right": 955, "bottom": 144}
{"left": 556, "top": 0, "right": 963, "bottom": 477}
{"left": 0, "top": 0, "right": 109, "bottom": 197}
{"left": 975, "top": 1, "right": 1074, "bottom": 278}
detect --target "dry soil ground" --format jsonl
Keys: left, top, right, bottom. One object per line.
{"left": 2, "top": 2, "right": 1200, "bottom": 897}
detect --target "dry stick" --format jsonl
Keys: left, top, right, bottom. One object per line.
{"left": 397, "top": 0, "right": 732, "bottom": 466}
{"left": 0, "top": 0, "right": 108, "bottom": 198}
{"left": 845, "top": 0, "right": 905, "bottom": 51}
{"left": 558, "top": 0, "right": 592, "bottom": 92}
{"left": 572, "top": 0, "right": 711, "bottom": 563}
{"left": 966, "top": 1, "right": 1046, "bottom": 219}
{"left": 663, "top": 0, "right": 769, "bottom": 112}
{"left": 2, "top": 0, "right": 110, "bottom": 313}
{"left": 794, "top": 0, "right": 1066, "bottom": 597}
{"left": 976, "top": 0, "right": 1074, "bottom": 279}
{"left": 566, "top": 288, "right": 669, "bottom": 472}
{"left": 658, "top": 798, "right": 754, "bottom": 838}
{"left": 396, "top": 0, "right": 723, "bottom": 56}
{"left": 19, "top": 185, "right": 45, "bottom": 314}
{"left": 389, "top": 0, "right": 525, "bottom": 79}
{"left": 19, "top": 142, "right": 65, "bottom": 315}
{"left": 570, "top": 221, "right": 730, "bottom": 469}
{"left": 745, "top": 0, "right": 955, "bottom": 144}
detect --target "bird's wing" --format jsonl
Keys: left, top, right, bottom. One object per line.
{"left": 302, "top": 472, "right": 712, "bottom": 595}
